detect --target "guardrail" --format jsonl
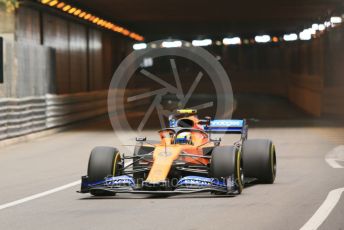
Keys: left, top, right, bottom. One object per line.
{"left": 0, "top": 89, "right": 147, "bottom": 141}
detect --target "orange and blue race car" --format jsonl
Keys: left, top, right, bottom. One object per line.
{"left": 79, "top": 109, "right": 277, "bottom": 196}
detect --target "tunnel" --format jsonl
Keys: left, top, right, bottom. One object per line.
{"left": 1, "top": 0, "right": 344, "bottom": 229}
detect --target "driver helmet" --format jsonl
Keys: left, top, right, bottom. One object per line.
{"left": 175, "top": 132, "right": 192, "bottom": 144}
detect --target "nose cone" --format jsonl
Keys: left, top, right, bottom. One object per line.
{"left": 145, "top": 146, "right": 181, "bottom": 183}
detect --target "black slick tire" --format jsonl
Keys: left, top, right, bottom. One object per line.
{"left": 210, "top": 146, "right": 243, "bottom": 194}
{"left": 242, "top": 139, "right": 276, "bottom": 184}
{"left": 87, "top": 146, "right": 121, "bottom": 196}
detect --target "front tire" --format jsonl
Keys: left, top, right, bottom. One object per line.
{"left": 210, "top": 146, "right": 243, "bottom": 194}
{"left": 87, "top": 146, "right": 121, "bottom": 196}
{"left": 242, "top": 139, "right": 276, "bottom": 183}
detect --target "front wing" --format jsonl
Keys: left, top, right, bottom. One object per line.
{"left": 79, "top": 175, "right": 238, "bottom": 196}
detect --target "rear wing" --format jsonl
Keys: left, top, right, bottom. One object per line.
{"left": 204, "top": 119, "right": 248, "bottom": 139}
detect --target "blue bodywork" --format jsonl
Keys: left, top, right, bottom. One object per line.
{"left": 81, "top": 175, "right": 232, "bottom": 194}
{"left": 204, "top": 119, "right": 245, "bottom": 134}
{"left": 177, "top": 176, "right": 227, "bottom": 189}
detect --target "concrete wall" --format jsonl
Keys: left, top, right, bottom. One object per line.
{"left": 211, "top": 37, "right": 325, "bottom": 117}
{"left": 2, "top": 3, "right": 344, "bottom": 118}
{"left": 285, "top": 38, "right": 324, "bottom": 116}
{"left": 0, "top": 3, "right": 133, "bottom": 97}
{"left": 321, "top": 26, "right": 344, "bottom": 117}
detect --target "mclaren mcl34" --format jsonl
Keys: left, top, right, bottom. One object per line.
{"left": 79, "top": 109, "right": 277, "bottom": 196}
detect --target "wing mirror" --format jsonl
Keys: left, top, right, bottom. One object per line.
{"left": 136, "top": 137, "right": 146, "bottom": 142}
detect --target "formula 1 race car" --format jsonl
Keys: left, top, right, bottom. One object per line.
{"left": 79, "top": 109, "right": 276, "bottom": 196}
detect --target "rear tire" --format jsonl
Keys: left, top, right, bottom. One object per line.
{"left": 87, "top": 146, "right": 121, "bottom": 196}
{"left": 242, "top": 139, "right": 276, "bottom": 183}
{"left": 210, "top": 146, "right": 243, "bottom": 194}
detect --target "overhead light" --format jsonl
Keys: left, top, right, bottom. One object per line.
{"left": 312, "top": 24, "right": 319, "bottom": 30}
{"left": 93, "top": 17, "right": 99, "bottom": 23}
{"left": 56, "top": 2, "right": 65, "bottom": 8}
{"left": 133, "top": 43, "right": 147, "bottom": 50}
{"left": 68, "top": 7, "right": 76, "bottom": 14}
{"left": 38, "top": 0, "right": 144, "bottom": 41}
{"left": 330, "top": 16, "right": 342, "bottom": 24}
{"left": 272, "top": 36, "right": 279, "bottom": 42}
{"left": 215, "top": 41, "right": 222, "bottom": 46}
{"left": 78, "top": 12, "right": 86, "bottom": 18}
{"left": 122, "top": 29, "right": 130, "bottom": 36}
{"left": 283, "top": 33, "right": 298, "bottom": 41}
{"left": 299, "top": 29, "right": 312, "bottom": 40}
{"left": 324, "top": 21, "right": 331, "bottom": 27}
{"left": 254, "top": 35, "right": 271, "bottom": 43}
{"left": 309, "top": 27, "right": 316, "bottom": 35}
{"left": 223, "top": 37, "right": 241, "bottom": 45}
{"left": 192, "top": 39, "right": 212, "bottom": 46}
{"left": 161, "top": 41, "right": 182, "bottom": 48}
{"left": 73, "top": 9, "right": 81, "bottom": 16}
{"left": 49, "top": 0, "right": 58, "bottom": 6}
{"left": 62, "top": 5, "right": 71, "bottom": 11}
{"left": 318, "top": 24, "right": 326, "bottom": 31}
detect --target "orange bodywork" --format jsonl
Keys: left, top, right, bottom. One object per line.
{"left": 145, "top": 115, "right": 213, "bottom": 183}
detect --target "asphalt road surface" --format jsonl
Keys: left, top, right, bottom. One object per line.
{"left": 0, "top": 118, "right": 344, "bottom": 230}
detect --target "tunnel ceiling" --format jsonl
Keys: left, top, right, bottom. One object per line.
{"left": 69, "top": 0, "right": 343, "bottom": 40}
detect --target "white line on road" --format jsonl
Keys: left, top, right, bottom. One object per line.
{"left": 325, "top": 146, "right": 344, "bottom": 168}
{"left": 0, "top": 180, "right": 81, "bottom": 211}
{"left": 0, "top": 161, "right": 132, "bottom": 211}
{"left": 300, "top": 187, "right": 344, "bottom": 230}
{"left": 325, "top": 159, "right": 343, "bottom": 168}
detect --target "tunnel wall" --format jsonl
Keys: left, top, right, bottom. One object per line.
{"left": 221, "top": 45, "right": 289, "bottom": 97}
{"left": 2, "top": 4, "right": 344, "bottom": 119}
{"left": 285, "top": 39, "right": 324, "bottom": 116}
{"left": 322, "top": 26, "right": 344, "bottom": 117}
{"left": 0, "top": 4, "right": 132, "bottom": 97}
{"left": 214, "top": 37, "right": 325, "bottom": 117}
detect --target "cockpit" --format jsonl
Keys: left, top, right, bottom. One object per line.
{"left": 159, "top": 128, "right": 208, "bottom": 146}
{"left": 159, "top": 113, "right": 210, "bottom": 145}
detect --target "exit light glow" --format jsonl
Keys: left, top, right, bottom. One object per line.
{"left": 254, "top": 35, "right": 271, "bottom": 43}
{"left": 223, "top": 37, "right": 241, "bottom": 45}
{"left": 192, "top": 39, "right": 212, "bottom": 46}
{"left": 161, "top": 41, "right": 182, "bottom": 48}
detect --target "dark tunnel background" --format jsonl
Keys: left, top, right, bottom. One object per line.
{"left": 1, "top": 0, "right": 344, "bottom": 134}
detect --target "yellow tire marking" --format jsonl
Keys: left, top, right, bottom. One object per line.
{"left": 270, "top": 144, "right": 276, "bottom": 179}
{"left": 113, "top": 153, "right": 121, "bottom": 176}
{"left": 236, "top": 149, "right": 243, "bottom": 192}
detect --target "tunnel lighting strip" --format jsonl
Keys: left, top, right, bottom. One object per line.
{"left": 38, "top": 0, "right": 144, "bottom": 41}
{"left": 222, "top": 37, "right": 241, "bottom": 45}
{"left": 132, "top": 14, "right": 344, "bottom": 50}
{"left": 283, "top": 33, "right": 298, "bottom": 42}
{"left": 161, "top": 41, "right": 182, "bottom": 48}
{"left": 191, "top": 39, "right": 212, "bottom": 47}
{"left": 254, "top": 35, "right": 271, "bottom": 43}
{"left": 133, "top": 43, "right": 147, "bottom": 50}
{"left": 330, "top": 16, "right": 342, "bottom": 24}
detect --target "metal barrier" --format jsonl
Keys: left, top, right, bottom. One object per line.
{"left": 0, "top": 90, "right": 147, "bottom": 141}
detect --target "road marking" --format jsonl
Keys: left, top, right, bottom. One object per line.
{"left": 0, "top": 180, "right": 81, "bottom": 211}
{"left": 300, "top": 187, "right": 344, "bottom": 230}
{"left": 325, "top": 146, "right": 344, "bottom": 168}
